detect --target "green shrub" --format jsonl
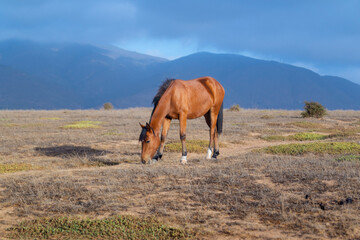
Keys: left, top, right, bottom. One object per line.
{"left": 301, "top": 101, "right": 326, "bottom": 118}
{"left": 228, "top": 104, "right": 241, "bottom": 112}
{"left": 103, "top": 102, "right": 114, "bottom": 110}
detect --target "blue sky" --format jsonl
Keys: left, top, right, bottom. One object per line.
{"left": 1, "top": 0, "right": 360, "bottom": 83}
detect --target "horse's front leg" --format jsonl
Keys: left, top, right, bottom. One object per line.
{"left": 179, "top": 113, "right": 187, "bottom": 164}
{"left": 153, "top": 118, "right": 171, "bottom": 161}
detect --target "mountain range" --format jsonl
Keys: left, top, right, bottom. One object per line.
{"left": 1, "top": 39, "right": 360, "bottom": 110}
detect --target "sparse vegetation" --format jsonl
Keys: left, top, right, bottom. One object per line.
{"left": 103, "top": 102, "right": 114, "bottom": 110}
{"left": 164, "top": 140, "right": 226, "bottom": 153}
{"left": 334, "top": 155, "right": 360, "bottom": 162}
{"left": 0, "top": 122, "right": 18, "bottom": 127}
{"left": 1, "top": 109, "right": 360, "bottom": 239}
{"left": 289, "top": 132, "right": 327, "bottom": 141}
{"left": 260, "top": 114, "right": 273, "bottom": 119}
{"left": 288, "top": 121, "right": 325, "bottom": 129}
{"left": 0, "top": 163, "right": 37, "bottom": 174}
{"left": 40, "top": 117, "right": 61, "bottom": 120}
{"left": 228, "top": 104, "right": 241, "bottom": 112}
{"left": 61, "top": 121, "right": 102, "bottom": 129}
{"left": 262, "top": 142, "right": 360, "bottom": 155}
{"left": 262, "top": 132, "right": 328, "bottom": 141}
{"left": 301, "top": 101, "right": 327, "bottom": 118}
{"left": 8, "top": 215, "right": 195, "bottom": 240}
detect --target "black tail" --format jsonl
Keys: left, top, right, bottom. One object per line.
{"left": 216, "top": 103, "right": 223, "bottom": 134}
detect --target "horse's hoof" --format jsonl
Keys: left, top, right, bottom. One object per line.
{"left": 149, "top": 159, "right": 158, "bottom": 164}
{"left": 180, "top": 156, "right": 187, "bottom": 164}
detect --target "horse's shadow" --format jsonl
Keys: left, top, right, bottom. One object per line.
{"left": 34, "top": 145, "right": 119, "bottom": 166}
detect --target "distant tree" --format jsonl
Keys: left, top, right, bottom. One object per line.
{"left": 301, "top": 101, "right": 326, "bottom": 118}
{"left": 228, "top": 104, "right": 241, "bottom": 112}
{"left": 103, "top": 102, "right": 113, "bottom": 110}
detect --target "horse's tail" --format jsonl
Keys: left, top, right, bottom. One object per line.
{"left": 216, "top": 103, "right": 223, "bottom": 134}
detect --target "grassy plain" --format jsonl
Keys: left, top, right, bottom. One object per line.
{"left": 0, "top": 108, "right": 360, "bottom": 239}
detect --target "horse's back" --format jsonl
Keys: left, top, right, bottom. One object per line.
{"left": 168, "top": 77, "right": 224, "bottom": 119}
{"left": 186, "top": 77, "right": 224, "bottom": 105}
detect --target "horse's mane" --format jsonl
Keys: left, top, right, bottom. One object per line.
{"left": 150, "top": 78, "right": 175, "bottom": 121}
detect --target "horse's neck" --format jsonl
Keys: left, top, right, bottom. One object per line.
{"left": 150, "top": 98, "right": 169, "bottom": 134}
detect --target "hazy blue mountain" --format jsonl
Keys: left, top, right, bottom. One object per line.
{"left": 152, "top": 52, "right": 360, "bottom": 109}
{"left": 0, "top": 64, "right": 79, "bottom": 109}
{"left": 1, "top": 40, "right": 360, "bottom": 110}
{"left": 0, "top": 40, "right": 166, "bottom": 108}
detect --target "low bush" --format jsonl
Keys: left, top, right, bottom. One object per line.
{"left": 301, "top": 101, "right": 326, "bottom": 118}
{"left": 228, "top": 104, "right": 241, "bottom": 112}
{"left": 103, "top": 102, "right": 114, "bottom": 110}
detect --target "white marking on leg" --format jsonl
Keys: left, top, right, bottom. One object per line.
{"left": 180, "top": 155, "right": 187, "bottom": 164}
{"left": 206, "top": 148, "right": 212, "bottom": 160}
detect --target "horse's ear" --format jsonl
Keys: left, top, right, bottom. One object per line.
{"left": 145, "top": 123, "right": 155, "bottom": 136}
{"left": 139, "top": 122, "right": 145, "bottom": 128}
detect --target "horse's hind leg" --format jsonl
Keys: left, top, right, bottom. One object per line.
{"left": 154, "top": 118, "right": 171, "bottom": 161}
{"left": 179, "top": 113, "right": 187, "bottom": 164}
{"left": 205, "top": 109, "right": 219, "bottom": 160}
{"left": 212, "top": 130, "right": 220, "bottom": 159}
{"left": 204, "top": 112, "right": 213, "bottom": 159}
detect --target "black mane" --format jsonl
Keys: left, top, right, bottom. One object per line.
{"left": 150, "top": 78, "right": 175, "bottom": 120}
{"left": 139, "top": 127, "right": 147, "bottom": 141}
{"left": 152, "top": 78, "right": 175, "bottom": 106}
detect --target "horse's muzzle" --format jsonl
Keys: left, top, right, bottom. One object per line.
{"left": 141, "top": 156, "right": 151, "bottom": 164}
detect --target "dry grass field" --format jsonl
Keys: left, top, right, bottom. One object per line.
{"left": 1, "top": 108, "right": 360, "bottom": 239}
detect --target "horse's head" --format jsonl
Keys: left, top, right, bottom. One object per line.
{"left": 139, "top": 122, "right": 160, "bottom": 164}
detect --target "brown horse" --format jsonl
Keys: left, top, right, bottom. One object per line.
{"left": 139, "top": 76, "right": 225, "bottom": 164}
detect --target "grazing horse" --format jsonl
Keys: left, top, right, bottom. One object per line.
{"left": 139, "top": 76, "right": 225, "bottom": 164}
